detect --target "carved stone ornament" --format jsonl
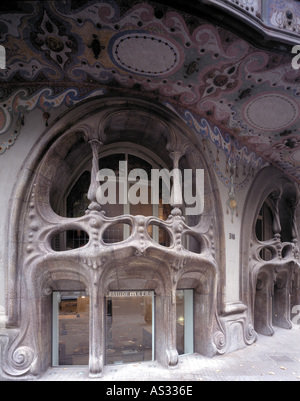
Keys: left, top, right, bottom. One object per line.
{"left": 241, "top": 167, "right": 300, "bottom": 340}
{"left": 1, "top": 97, "right": 237, "bottom": 379}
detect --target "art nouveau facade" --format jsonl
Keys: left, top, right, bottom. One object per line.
{"left": 0, "top": 0, "right": 300, "bottom": 380}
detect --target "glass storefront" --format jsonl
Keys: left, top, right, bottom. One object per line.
{"left": 52, "top": 289, "right": 193, "bottom": 367}
{"left": 52, "top": 292, "right": 89, "bottom": 366}
{"left": 106, "top": 291, "right": 155, "bottom": 365}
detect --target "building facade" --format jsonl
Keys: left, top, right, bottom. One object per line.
{"left": 0, "top": 0, "right": 300, "bottom": 379}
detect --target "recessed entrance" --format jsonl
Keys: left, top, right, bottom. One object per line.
{"left": 105, "top": 291, "right": 155, "bottom": 365}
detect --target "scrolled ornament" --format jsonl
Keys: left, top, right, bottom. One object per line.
{"left": 214, "top": 331, "right": 227, "bottom": 353}
{"left": 11, "top": 346, "right": 35, "bottom": 375}
{"left": 245, "top": 323, "right": 257, "bottom": 345}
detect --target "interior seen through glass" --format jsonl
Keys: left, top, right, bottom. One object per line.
{"left": 176, "top": 290, "right": 194, "bottom": 356}
{"left": 53, "top": 289, "right": 194, "bottom": 366}
{"left": 106, "top": 293, "right": 154, "bottom": 365}
{"left": 53, "top": 291, "right": 89, "bottom": 366}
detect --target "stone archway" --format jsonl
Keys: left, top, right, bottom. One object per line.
{"left": 2, "top": 96, "right": 225, "bottom": 379}
{"left": 241, "top": 166, "right": 300, "bottom": 340}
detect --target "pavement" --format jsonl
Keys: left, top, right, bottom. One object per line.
{"left": 36, "top": 325, "right": 300, "bottom": 382}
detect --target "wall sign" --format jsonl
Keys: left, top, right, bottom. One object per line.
{"left": 107, "top": 291, "right": 154, "bottom": 297}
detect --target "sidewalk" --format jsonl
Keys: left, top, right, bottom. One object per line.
{"left": 40, "top": 325, "right": 300, "bottom": 381}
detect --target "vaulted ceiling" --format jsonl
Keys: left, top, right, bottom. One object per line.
{"left": 1, "top": 0, "right": 300, "bottom": 182}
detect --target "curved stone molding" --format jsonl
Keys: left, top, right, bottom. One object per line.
{"left": 214, "top": 302, "right": 257, "bottom": 355}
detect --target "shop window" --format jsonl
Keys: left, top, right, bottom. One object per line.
{"left": 105, "top": 291, "right": 155, "bottom": 365}
{"left": 52, "top": 292, "right": 89, "bottom": 366}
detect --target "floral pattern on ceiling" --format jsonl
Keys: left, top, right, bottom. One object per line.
{"left": 0, "top": 0, "right": 300, "bottom": 182}
{"left": 0, "top": 87, "right": 106, "bottom": 155}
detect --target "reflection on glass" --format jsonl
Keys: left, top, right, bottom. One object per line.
{"left": 176, "top": 290, "right": 194, "bottom": 356}
{"left": 176, "top": 290, "right": 185, "bottom": 355}
{"left": 58, "top": 292, "right": 89, "bottom": 366}
{"left": 106, "top": 294, "right": 154, "bottom": 365}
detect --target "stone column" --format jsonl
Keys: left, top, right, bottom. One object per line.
{"left": 169, "top": 150, "right": 183, "bottom": 217}
{"left": 155, "top": 290, "right": 179, "bottom": 369}
{"left": 89, "top": 275, "right": 105, "bottom": 378}
{"left": 289, "top": 199, "right": 299, "bottom": 253}
{"left": 254, "top": 272, "right": 275, "bottom": 336}
{"left": 273, "top": 270, "right": 293, "bottom": 330}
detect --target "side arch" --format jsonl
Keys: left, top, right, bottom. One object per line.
{"left": 240, "top": 166, "right": 300, "bottom": 337}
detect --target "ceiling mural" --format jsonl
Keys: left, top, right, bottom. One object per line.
{"left": 0, "top": 87, "right": 106, "bottom": 154}
{"left": 0, "top": 0, "right": 300, "bottom": 182}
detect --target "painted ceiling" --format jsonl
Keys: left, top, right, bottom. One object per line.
{"left": 1, "top": 0, "right": 300, "bottom": 182}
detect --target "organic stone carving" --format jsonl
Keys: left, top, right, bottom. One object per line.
{"left": 1, "top": 98, "right": 227, "bottom": 379}
{"left": 242, "top": 168, "right": 300, "bottom": 338}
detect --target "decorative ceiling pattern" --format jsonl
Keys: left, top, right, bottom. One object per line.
{"left": 0, "top": 87, "right": 106, "bottom": 154}
{"left": 0, "top": 0, "right": 300, "bottom": 182}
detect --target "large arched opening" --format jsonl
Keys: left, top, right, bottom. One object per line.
{"left": 3, "top": 96, "right": 225, "bottom": 379}
{"left": 241, "top": 166, "right": 300, "bottom": 340}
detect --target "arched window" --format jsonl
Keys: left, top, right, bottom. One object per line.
{"left": 98, "top": 151, "right": 171, "bottom": 245}
{"left": 255, "top": 200, "right": 273, "bottom": 242}
{"left": 54, "top": 147, "right": 172, "bottom": 250}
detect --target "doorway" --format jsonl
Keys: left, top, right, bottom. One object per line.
{"left": 176, "top": 290, "right": 194, "bottom": 355}
{"left": 254, "top": 269, "right": 293, "bottom": 336}
{"left": 52, "top": 291, "right": 89, "bottom": 366}
{"left": 105, "top": 291, "right": 155, "bottom": 365}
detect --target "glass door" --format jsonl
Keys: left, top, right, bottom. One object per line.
{"left": 176, "top": 290, "right": 194, "bottom": 355}
{"left": 106, "top": 291, "right": 155, "bottom": 365}
{"left": 52, "top": 291, "right": 89, "bottom": 366}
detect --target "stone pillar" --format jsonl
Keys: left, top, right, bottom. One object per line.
{"left": 169, "top": 150, "right": 183, "bottom": 217}
{"left": 289, "top": 199, "right": 299, "bottom": 259}
{"left": 273, "top": 270, "right": 293, "bottom": 330}
{"left": 155, "top": 291, "right": 178, "bottom": 369}
{"left": 254, "top": 273, "right": 275, "bottom": 336}
{"left": 89, "top": 274, "right": 105, "bottom": 378}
